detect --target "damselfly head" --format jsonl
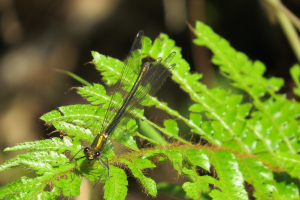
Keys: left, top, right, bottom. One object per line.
{"left": 84, "top": 147, "right": 100, "bottom": 161}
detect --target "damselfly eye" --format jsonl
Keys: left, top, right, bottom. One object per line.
{"left": 84, "top": 147, "right": 89, "bottom": 154}
{"left": 95, "top": 152, "right": 100, "bottom": 157}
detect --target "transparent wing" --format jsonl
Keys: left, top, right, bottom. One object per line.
{"left": 108, "top": 52, "right": 176, "bottom": 138}
{"left": 100, "top": 30, "right": 144, "bottom": 133}
{"left": 126, "top": 52, "right": 176, "bottom": 113}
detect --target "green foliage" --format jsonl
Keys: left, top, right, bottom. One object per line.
{"left": 291, "top": 64, "right": 300, "bottom": 97}
{"left": 1, "top": 21, "right": 300, "bottom": 199}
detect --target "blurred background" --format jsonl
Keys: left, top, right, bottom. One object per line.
{"left": 0, "top": 0, "right": 299, "bottom": 199}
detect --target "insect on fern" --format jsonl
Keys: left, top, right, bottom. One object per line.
{"left": 70, "top": 30, "right": 176, "bottom": 187}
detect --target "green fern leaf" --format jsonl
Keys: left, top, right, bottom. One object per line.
{"left": 92, "top": 51, "right": 124, "bottom": 86}
{"left": 209, "top": 151, "right": 248, "bottom": 199}
{"left": 121, "top": 158, "right": 157, "bottom": 196}
{"left": 54, "top": 175, "right": 81, "bottom": 197}
{"left": 184, "top": 148, "right": 210, "bottom": 171}
{"left": 36, "top": 187, "right": 60, "bottom": 200}
{"left": 163, "top": 119, "right": 179, "bottom": 136}
{"left": 0, "top": 151, "right": 67, "bottom": 174}
{"left": 290, "top": 64, "right": 300, "bottom": 97}
{"left": 103, "top": 166, "right": 128, "bottom": 200}
{"left": 77, "top": 83, "right": 112, "bottom": 106}
{"left": 4, "top": 137, "right": 75, "bottom": 153}
{"left": 182, "top": 168, "right": 216, "bottom": 200}
{"left": 236, "top": 157, "right": 275, "bottom": 199}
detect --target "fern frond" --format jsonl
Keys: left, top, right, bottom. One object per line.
{"left": 190, "top": 21, "right": 300, "bottom": 182}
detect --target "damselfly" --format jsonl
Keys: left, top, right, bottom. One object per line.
{"left": 71, "top": 30, "right": 176, "bottom": 186}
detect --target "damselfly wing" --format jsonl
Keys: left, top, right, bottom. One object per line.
{"left": 71, "top": 30, "right": 176, "bottom": 186}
